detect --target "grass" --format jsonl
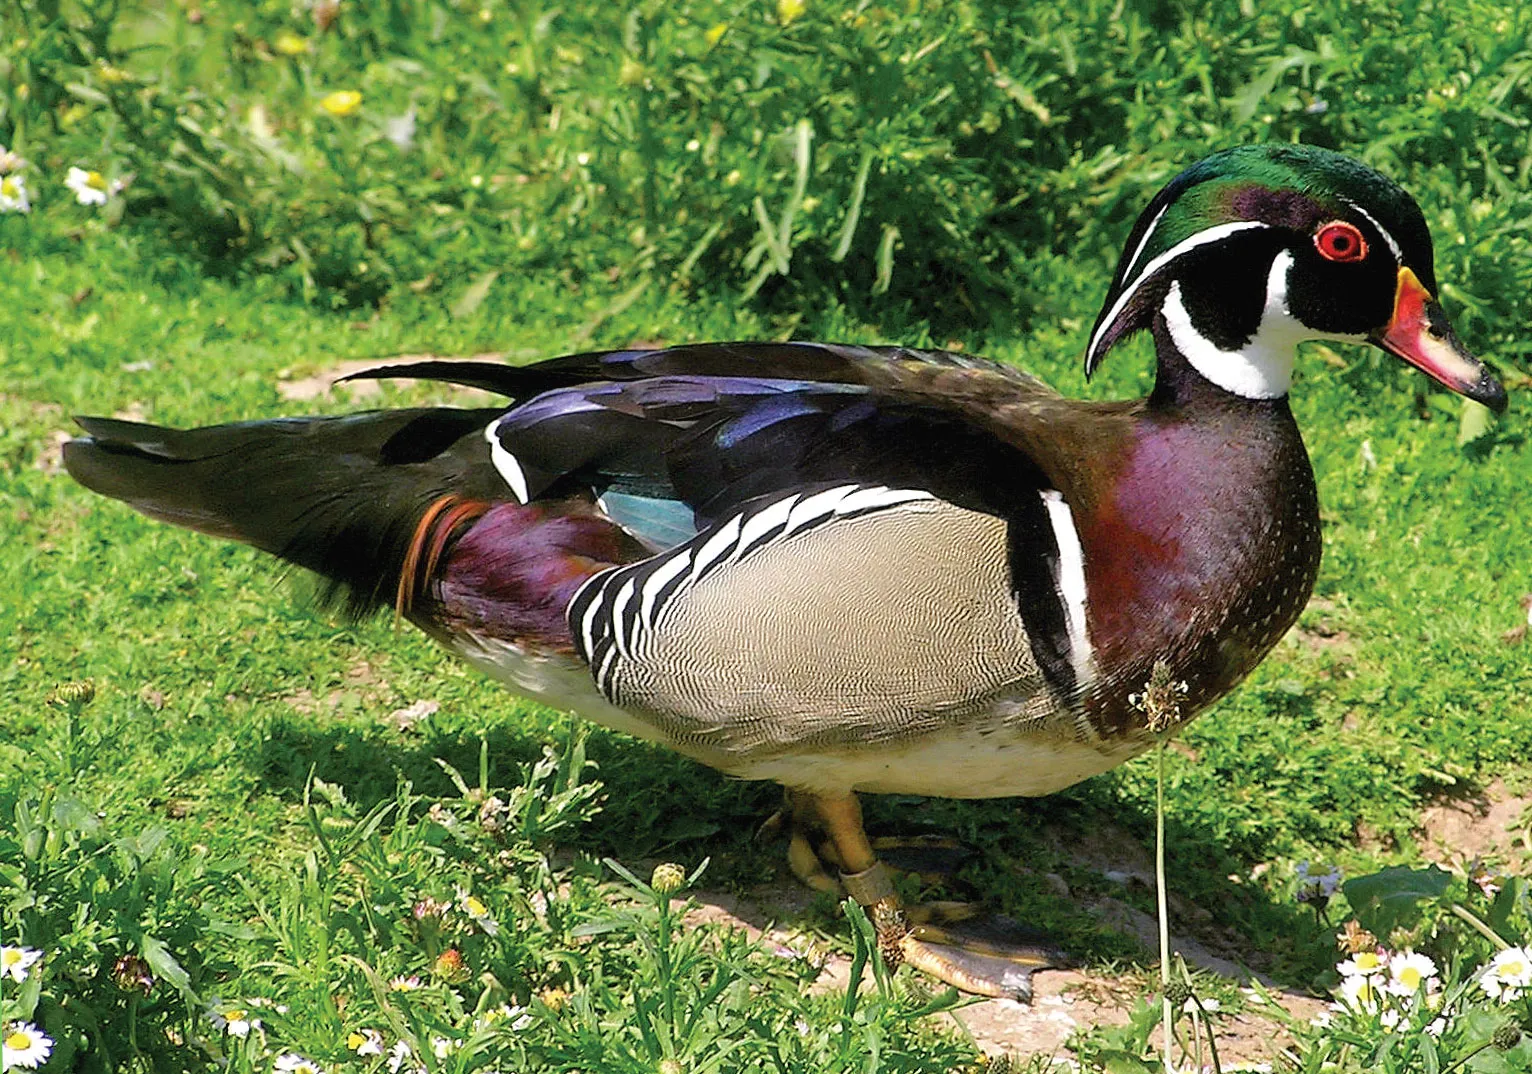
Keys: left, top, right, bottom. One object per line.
{"left": 3, "top": 0, "right": 1532, "bottom": 1071}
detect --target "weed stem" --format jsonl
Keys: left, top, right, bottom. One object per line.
{"left": 1157, "top": 737, "right": 1173, "bottom": 1074}
{"left": 1450, "top": 904, "right": 1511, "bottom": 950}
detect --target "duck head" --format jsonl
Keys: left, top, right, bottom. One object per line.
{"left": 1085, "top": 144, "right": 1507, "bottom": 412}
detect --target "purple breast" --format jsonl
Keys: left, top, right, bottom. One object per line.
{"left": 1077, "top": 418, "right": 1322, "bottom": 735}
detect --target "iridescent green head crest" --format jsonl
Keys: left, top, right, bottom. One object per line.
{"left": 1084, "top": 145, "right": 1436, "bottom": 374}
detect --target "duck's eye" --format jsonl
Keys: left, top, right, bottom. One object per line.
{"left": 1314, "top": 221, "right": 1368, "bottom": 263}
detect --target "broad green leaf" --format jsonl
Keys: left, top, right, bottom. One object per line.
{"left": 1342, "top": 865, "right": 1452, "bottom": 937}
{"left": 451, "top": 271, "right": 500, "bottom": 320}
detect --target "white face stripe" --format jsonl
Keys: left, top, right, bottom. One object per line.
{"left": 484, "top": 421, "right": 530, "bottom": 503}
{"left": 1159, "top": 249, "right": 1369, "bottom": 400}
{"left": 1039, "top": 489, "right": 1093, "bottom": 690}
{"left": 1162, "top": 253, "right": 1294, "bottom": 399}
{"left": 1341, "top": 198, "right": 1404, "bottom": 262}
{"left": 1088, "top": 220, "right": 1272, "bottom": 364}
{"left": 1116, "top": 202, "right": 1170, "bottom": 294}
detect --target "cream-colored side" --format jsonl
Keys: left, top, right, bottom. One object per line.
{"left": 442, "top": 497, "right": 1120, "bottom": 799}
{"left": 735, "top": 726, "right": 1150, "bottom": 797}
{"left": 451, "top": 627, "right": 1137, "bottom": 799}
{"left": 605, "top": 499, "right": 1068, "bottom": 759}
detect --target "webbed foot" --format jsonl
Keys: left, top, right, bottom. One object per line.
{"left": 777, "top": 791, "right": 1071, "bottom": 1002}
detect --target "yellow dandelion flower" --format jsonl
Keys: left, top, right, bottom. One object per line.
{"left": 320, "top": 91, "right": 362, "bottom": 117}
{"left": 274, "top": 30, "right": 310, "bottom": 56}
{"left": 777, "top": 0, "right": 806, "bottom": 25}
{"left": 538, "top": 986, "right": 570, "bottom": 1012}
{"left": 704, "top": 23, "right": 728, "bottom": 46}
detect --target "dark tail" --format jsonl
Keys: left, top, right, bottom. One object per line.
{"left": 64, "top": 407, "right": 508, "bottom": 616}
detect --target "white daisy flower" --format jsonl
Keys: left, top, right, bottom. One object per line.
{"left": 1479, "top": 946, "right": 1532, "bottom": 1002}
{"left": 476, "top": 1004, "right": 533, "bottom": 1032}
{"left": 1387, "top": 951, "right": 1439, "bottom": 996}
{"left": 457, "top": 887, "right": 499, "bottom": 936}
{"left": 205, "top": 998, "right": 261, "bottom": 1038}
{"left": 0, "top": 174, "right": 29, "bottom": 214}
{"left": 388, "top": 974, "right": 422, "bottom": 992}
{"left": 1295, "top": 861, "right": 1343, "bottom": 901}
{"left": 2, "top": 1023, "right": 53, "bottom": 1070}
{"left": 384, "top": 108, "right": 416, "bottom": 151}
{"left": 347, "top": 1028, "right": 384, "bottom": 1056}
{"left": 1338, "top": 972, "right": 1382, "bottom": 1014}
{"left": 65, "top": 166, "right": 110, "bottom": 206}
{"left": 387, "top": 1039, "right": 425, "bottom": 1074}
{"left": 1337, "top": 950, "right": 1388, "bottom": 978}
{"left": 273, "top": 1053, "right": 326, "bottom": 1074}
{"left": 0, "top": 947, "right": 42, "bottom": 983}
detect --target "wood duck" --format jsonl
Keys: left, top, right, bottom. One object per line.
{"left": 65, "top": 145, "right": 1506, "bottom": 1000}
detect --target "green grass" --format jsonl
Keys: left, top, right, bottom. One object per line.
{"left": 4, "top": 0, "right": 1532, "bottom": 1071}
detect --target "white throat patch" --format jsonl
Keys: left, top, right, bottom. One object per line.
{"left": 1161, "top": 250, "right": 1307, "bottom": 400}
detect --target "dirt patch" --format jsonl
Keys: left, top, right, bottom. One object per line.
{"left": 282, "top": 659, "right": 392, "bottom": 716}
{"left": 680, "top": 877, "right": 1326, "bottom": 1067}
{"left": 1417, "top": 778, "right": 1532, "bottom": 870}
{"left": 1295, "top": 596, "right": 1355, "bottom": 655}
{"left": 275, "top": 353, "right": 505, "bottom": 403}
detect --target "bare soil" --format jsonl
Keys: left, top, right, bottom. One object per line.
{"left": 682, "top": 875, "right": 1327, "bottom": 1067}
{"left": 677, "top": 778, "right": 1532, "bottom": 1066}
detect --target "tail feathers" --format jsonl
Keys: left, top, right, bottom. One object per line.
{"left": 64, "top": 408, "right": 506, "bottom": 616}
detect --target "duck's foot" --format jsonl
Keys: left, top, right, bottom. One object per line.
{"left": 775, "top": 791, "right": 1071, "bottom": 1001}
{"left": 763, "top": 792, "right": 974, "bottom": 892}
{"left": 845, "top": 864, "right": 1068, "bottom": 1002}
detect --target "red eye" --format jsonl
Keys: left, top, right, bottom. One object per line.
{"left": 1314, "top": 221, "right": 1368, "bottom": 263}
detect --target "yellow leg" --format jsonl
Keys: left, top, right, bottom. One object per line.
{"left": 798, "top": 790, "right": 1066, "bottom": 1002}
{"left": 811, "top": 792, "right": 911, "bottom": 969}
{"left": 813, "top": 792, "right": 877, "bottom": 873}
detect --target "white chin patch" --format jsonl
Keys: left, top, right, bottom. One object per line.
{"left": 1162, "top": 250, "right": 1324, "bottom": 401}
